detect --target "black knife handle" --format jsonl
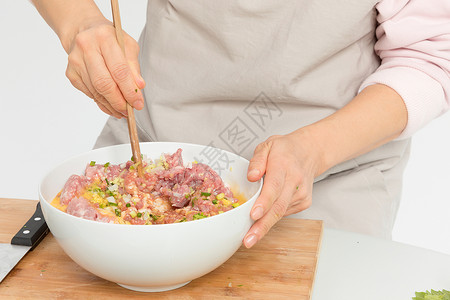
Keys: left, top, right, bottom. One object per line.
{"left": 11, "top": 202, "right": 49, "bottom": 250}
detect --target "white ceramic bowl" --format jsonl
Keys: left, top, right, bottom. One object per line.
{"left": 39, "top": 142, "right": 262, "bottom": 292}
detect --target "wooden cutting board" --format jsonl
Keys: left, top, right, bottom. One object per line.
{"left": 0, "top": 198, "right": 322, "bottom": 299}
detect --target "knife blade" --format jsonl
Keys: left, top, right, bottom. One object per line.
{"left": 0, "top": 202, "right": 49, "bottom": 283}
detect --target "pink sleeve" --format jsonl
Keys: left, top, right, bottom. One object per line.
{"left": 360, "top": 0, "right": 450, "bottom": 139}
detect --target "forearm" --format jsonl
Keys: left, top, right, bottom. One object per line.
{"left": 31, "top": 0, "right": 107, "bottom": 52}
{"left": 299, "top": 84, "right": 408, "bottom": 176}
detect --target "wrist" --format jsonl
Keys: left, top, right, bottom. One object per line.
{"left": 288, "top": 126, "right": 330, "bottom": 178}
{"left": 290, "top": 84, "right": 408, "bottom": 177}
{"left": 59, "top": 15, "right": 110, "bottom": 53}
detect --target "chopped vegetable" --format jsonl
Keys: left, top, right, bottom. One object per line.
{"left": 150, "top": 214, "right": 159, "bottom": 221}
{"left": 90, "top": 161, "right": 96, "bottom": 166}
{"left": 137, "top": 212, "right": 142, "bottom": 218}
{"left": 201, "top": 192, "right": 211, "bottom": 197}
{"left": 216, "top": 193, "right": 225, "bottom": 200}
{"left": 130, "top": 211, "right": 137, "bottom": 218}
{"left": 212, "top": 199, "right": 218, "bottom": 205}
{"left": 104, "top": 162, "right": 110, "bottom": 168}
{"left": 115, "top": 209, "right": 121, "bottom": 217}
{"left": 126, "top": 203, "right": 131, "bottom": 207}
{"left": 413, "top": 290, "right": 450, "bottom": 300}
{"left": 193, "top": 213, "right": 207, "bottom": 220}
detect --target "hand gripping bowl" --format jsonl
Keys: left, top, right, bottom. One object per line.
{"left": 39, "top": 142, "right": 262, "bottom": 292}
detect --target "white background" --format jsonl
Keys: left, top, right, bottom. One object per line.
{"left": 1, "top": 1, "right": 449, "bottom": 255}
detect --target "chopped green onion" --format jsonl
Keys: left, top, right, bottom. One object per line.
{"left": 90, "top": 161, "right": 96, "bottom": 166}
{"left": 126, "top": 203, "right": 131, "bottom": 207}
{"left": 115, "top": 209, "right": 121, "bottom": 217}
{"left": 212, "top": 199, "right": 218, "bottom": 205}
{"left": 413, "top": 289, "right": 450, "bottom": 300}
{"left": 201, "top": 192, "right": 211, "bottom": 197}
{"left": 185, "top": 194, "right": 190, "bottom": 199}
{"left": 150, "top": 214, "right": 159, "bottom": 221}
{"left": 135, "top": 89, "right": 138, "bottom": 93}
{"left": 193, "top": 213, "right": 207, "bottom": 220}
{"left": 105, "top": 178, "right": 110, "bottom": 185}
{"left": 178, "top": 217, "right": 186, "bottom": 223}
{"left": 104, "top": 162, "right": 110, "bottom": 168}
{"left": 108, "top": 202, "right": 118, "bottom": 206}
{"left": 137, "top": 212, "right": 142, "bottom": 218}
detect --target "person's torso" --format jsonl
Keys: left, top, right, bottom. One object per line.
{"left": 136, "top": 0, "right": 408, "bottom": 177}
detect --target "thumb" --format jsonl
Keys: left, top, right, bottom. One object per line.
{"left": 123, "top": 33, "right": 146, "bottom": 90}
{"left": 129, "top": 58, "right": 146, "bottom": 90}
{"left": 247, "top": 142, "right": 270, "bottom": 182}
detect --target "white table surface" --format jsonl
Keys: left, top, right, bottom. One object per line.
{"left": 312, "top": 228, "right": 450, "bottom": 300}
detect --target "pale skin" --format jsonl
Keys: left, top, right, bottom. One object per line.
{"left": 32, "top": 0, "right": 408, "bottom": 248}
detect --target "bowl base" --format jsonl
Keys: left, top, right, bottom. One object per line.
{"left": 117, "top": 281, "right": 191, "bottom": 292}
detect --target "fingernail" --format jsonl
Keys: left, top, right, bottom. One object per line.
{"left": 251, "top": 206, "right": 264, "bottom": 220}
{"left": 133, "top": 100, "right": 144, "bottom": 110}
{"left": 244, "top": 234, "right": 257, "bottom": 248}
{"left": 248, "top": 169, "right": 260, "bottom": 178}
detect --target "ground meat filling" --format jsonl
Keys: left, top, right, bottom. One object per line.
{"left": 54, "top": 149, "right": 241, "bottom": 224}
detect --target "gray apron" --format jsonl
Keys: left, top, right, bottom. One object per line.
{"left": 95, "top": 0, "right": 411, "bottom": 239}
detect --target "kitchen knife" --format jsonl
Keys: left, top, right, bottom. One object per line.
{"left": 0, "top": 202, "right": 49, "bottom": 283}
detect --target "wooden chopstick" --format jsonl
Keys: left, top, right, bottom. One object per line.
{"left": 110, "top": 0, "right": 144, "bottom": 177}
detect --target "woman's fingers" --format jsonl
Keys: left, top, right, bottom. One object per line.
{"left": 285, "top": 181, "right": 313, "bottom": 215}
{"left": 84, "top": 73, "right": 125, "bottom": 119}
{"left": 245, "top": 148, "right": 290, "bottom": 248}
{"left": 66, "top": 61, "right": 121, "bottom": 118}
{"left": 84, "top": 49, "right": 129, "bottom": 116}
{"left": 124, "top": 34, "right": 146, "bottom": 90}
{"left": 100, "top": 35, "right": 144, "bottom": 110}
{"left": 247, "top": 141, "right": 271, "bottom": 182}
{"left": 250, "top": 158, "right": 286, "bottom": 220}
{"left": 243, "top": 133, "right": 319, "bottom": 249}
{"left": 64, "top": 21, "right": 144, "bottom": 118}
{"left": 66, "top": 66, "right": 94, "bottom": 99}
{"left": 244, "top": 178, "right": 295, "bottom": 248}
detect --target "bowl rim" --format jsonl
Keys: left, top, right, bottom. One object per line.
{"left": 39, "top": 142, "right": 263, "bottom": 228}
